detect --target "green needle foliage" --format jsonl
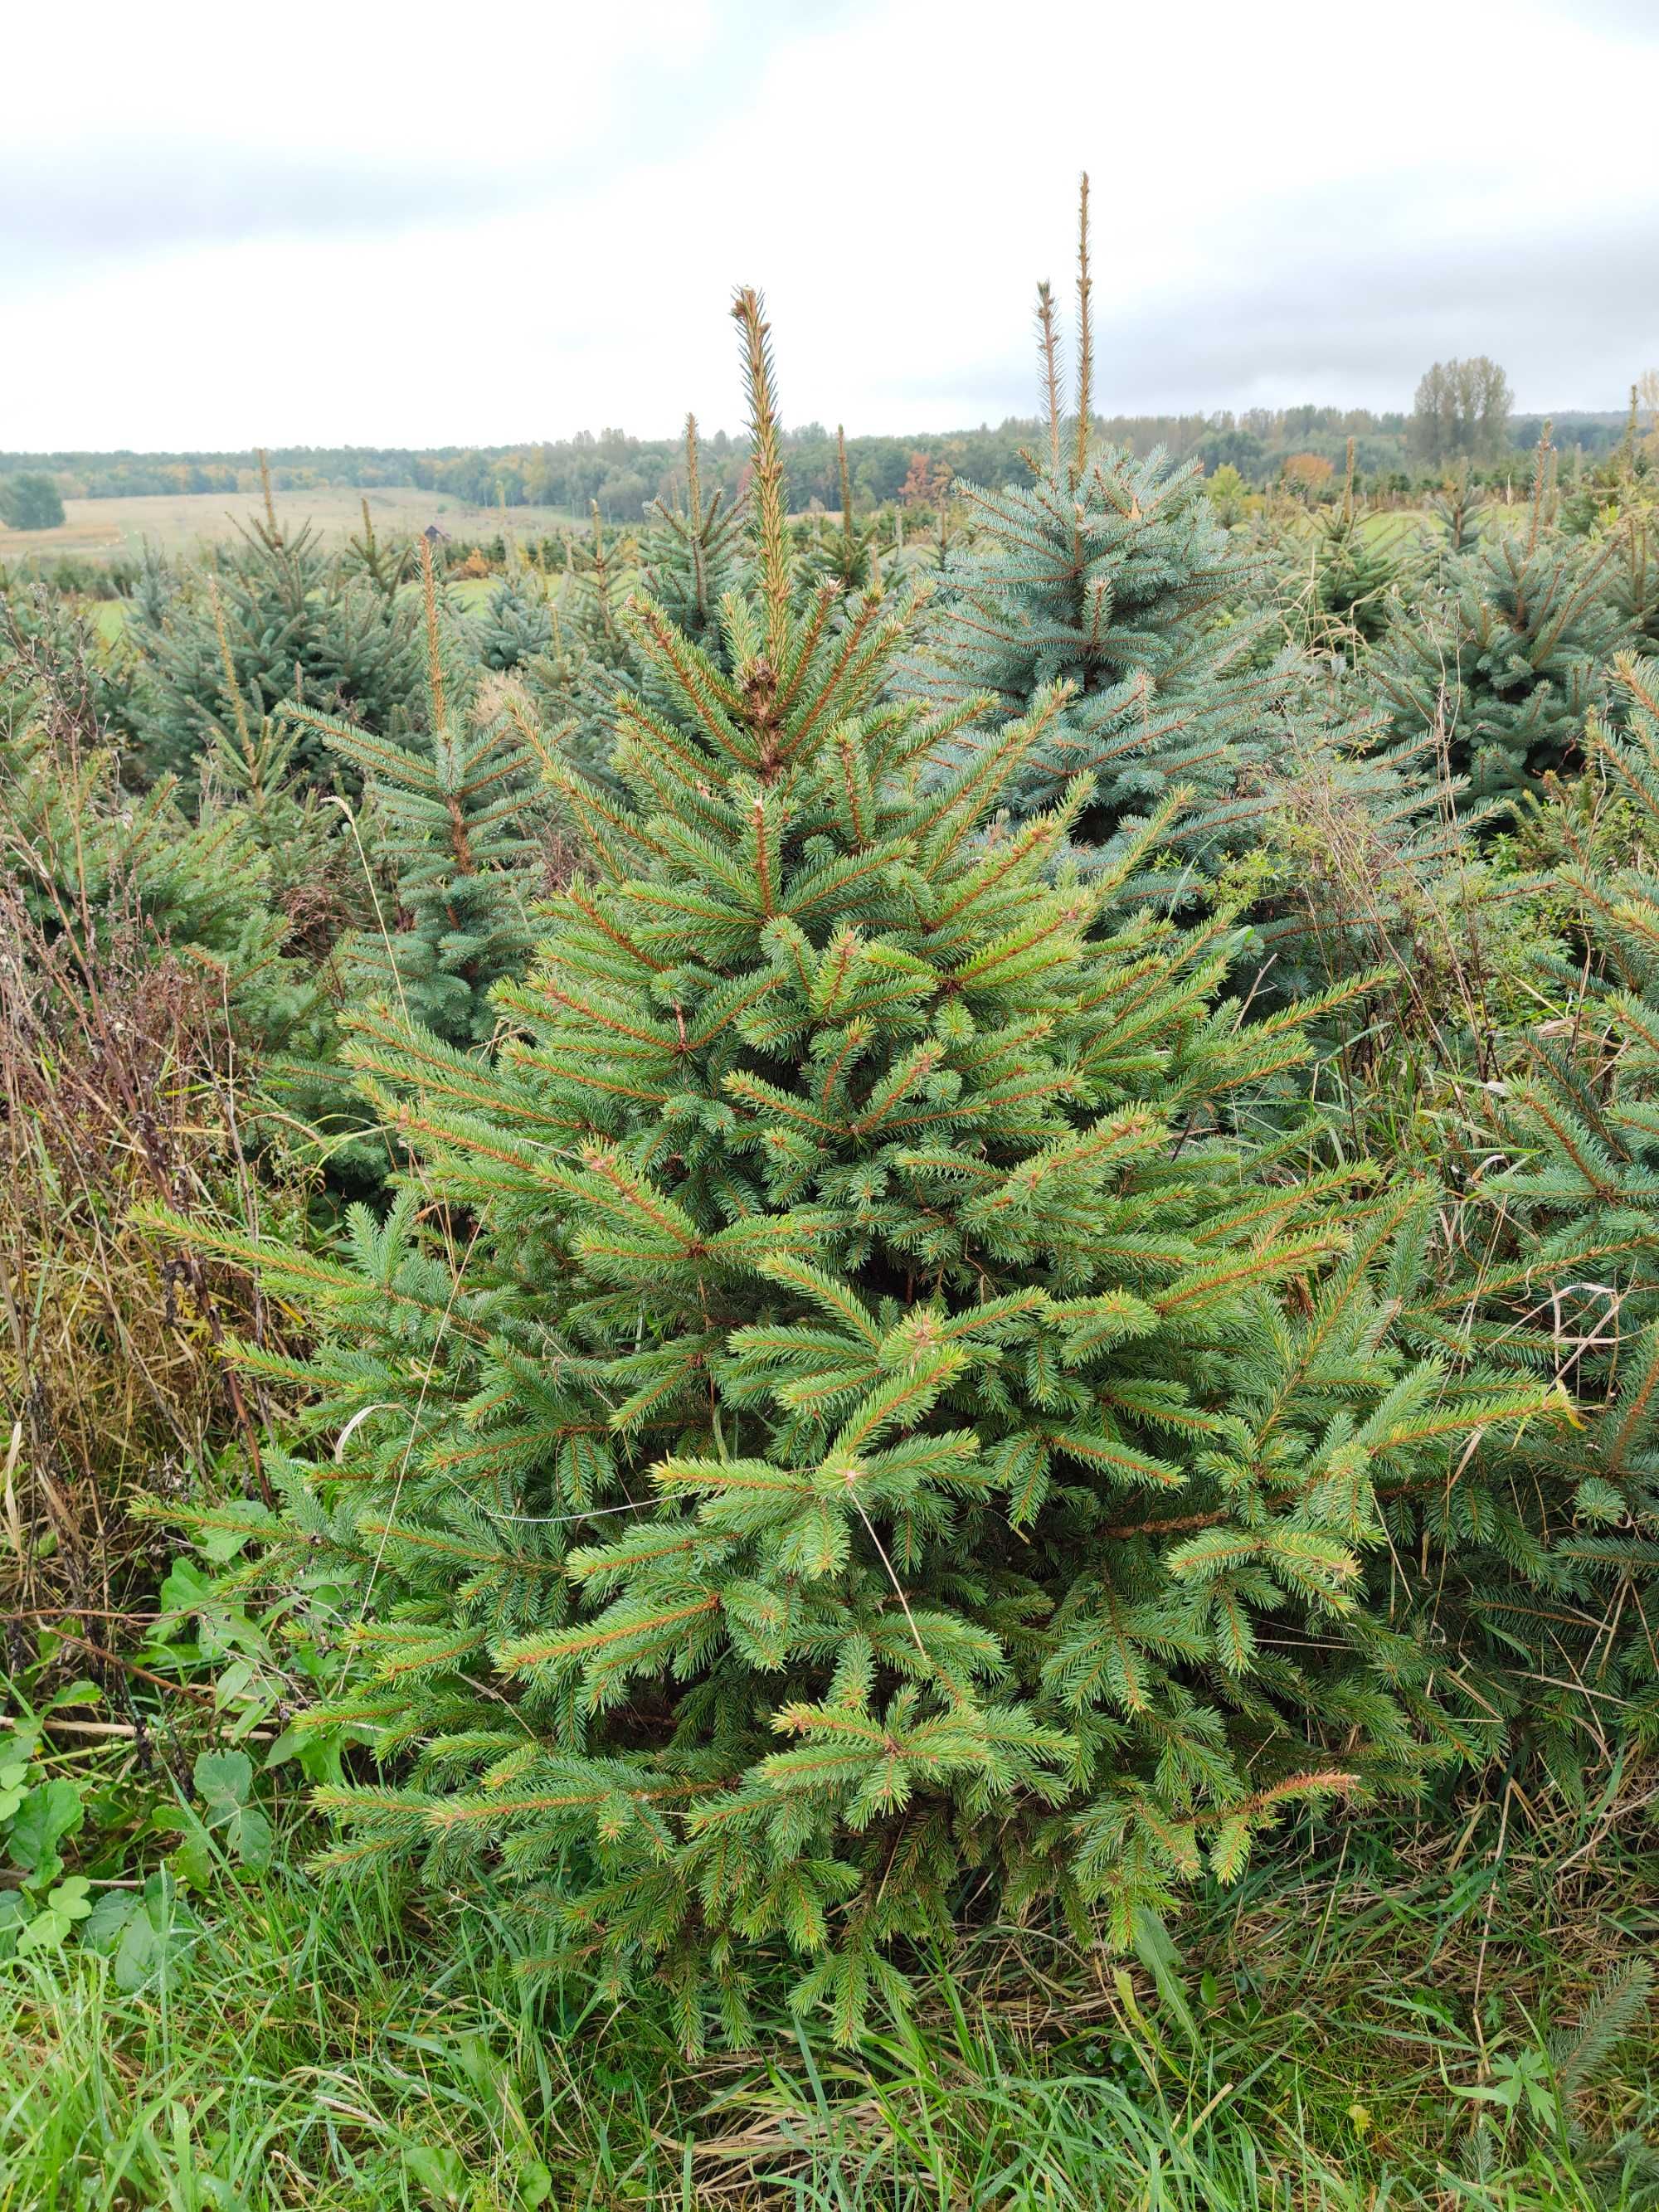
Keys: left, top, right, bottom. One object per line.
{"left": 478, "top": 562, "right": 555, "bottom": 673}
{"left": 126, "top": 501, "right": 420, "bottom": 789}
{"left": 1427, "top": 467, "right": 1488, "bottom": 562}
{"left": 640, "top": 414, "right": 748, "bottom": 652}
{"left": 0, "top": 651, "right": 314, "bottom": 1046}
{"left": 810, "top": 425, "right": 883, "bottom": 595}
{"left": 187, "top": 291, "right": 1554, "bottom": 2054}
{"left": 1413, "top": 655, "right": 1659, "bottom": 1771}
{"left": 1307, "top": 447, "right": 1409, "bottom": 652}
{"left": 282, "top": 541, "right": 548, "bottom": 1050}
{"left": 1368, "top": 427, "right": 1633, "bottom": 804}
{"left": 260, "top": 543, "right": 552, "bottom": 1194}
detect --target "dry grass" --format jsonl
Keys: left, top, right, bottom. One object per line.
{"left": 0, "top": 692, "right": 291, "bottom": 1636}
{"left": 0, "top": 488, "right": 575, "bottom": 566}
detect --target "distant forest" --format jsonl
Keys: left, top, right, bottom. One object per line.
{"left": 1, "top": 406, "right": 1632, "bottom": 522}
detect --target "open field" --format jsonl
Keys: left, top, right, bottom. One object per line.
{"left": 0, "top": 486, "right": 577, "bottom": 564}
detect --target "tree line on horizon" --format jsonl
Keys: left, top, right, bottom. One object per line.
{"left": 1, "top": 357, "right": 1640, "bottom": 525}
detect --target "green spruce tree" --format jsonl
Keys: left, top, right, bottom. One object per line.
{"left": 265, "top": 542, "right": 552, "bottom": 1190}
{"left": 1368, "top": 426, "right": 1633, "bottom": 804}
{"left": 1307, "top": 443, "right": 1410, "bottom": 652}
{"left": 127, "top": 490, "right": 421, "bottom": 789}
{"left": 284, "top": 538, "right": 549, "bottom": 1047}
{"left": 903, "top": 178, "right": 1289, "bottom": 876}
{"left": 184, "top": 291, "right": 1548, "bottom": 2051}
{"left": 478, "top": 561, "right": 556, "bottom": 673}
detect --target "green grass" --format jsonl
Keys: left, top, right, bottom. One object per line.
{"left": 2, "top": 1811, "right": 1652, "bottom": 2210}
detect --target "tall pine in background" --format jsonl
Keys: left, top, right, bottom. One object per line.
{"left": 182, "top": 289, "right": 1556, "bottom": 2049}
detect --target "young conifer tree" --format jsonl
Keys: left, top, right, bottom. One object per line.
{"left": 1307, "top": 441, "right": 1408, "bottom": 652}
{"left": 1368, "top": 426, "right": 1633, "bottom": 803}
{"left": 1428, "top": 467, "right": 1486, "bottom": 562}
{"left": 903, "top": 177, "right": 1289, "bottom": 875}
{"left": 478, "top": 562, "right": 556, "bottom": 673}
{"left": 0, "top": 651, "right": 317, "bottom": 1049}
{"left": 810, "top": 425, "right": 882, "bottom": 594}
{"left": 1368, "top": 657, "right": 1659, "bottom": 1784}
{"left": 129, "top": 505, "right": 421, "bottom": 789}
{"left": 263, "top": 542, "right": 550, "bottom": 1190}
{"left": 640, "top": 414, "right": 747, "bottom": 650}
{"left": 189, "top": 292, "right": 1549, "bottom": 2049}
{"left": 284, "top": 539, "right": 548, "bottom": 1048}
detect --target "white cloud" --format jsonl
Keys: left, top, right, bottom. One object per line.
{"left": 4, "top": 0, "right": 1657, "bottom": 449}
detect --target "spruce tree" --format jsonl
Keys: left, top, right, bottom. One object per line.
{"left": 1368, "top": 427, "right": 1633, "bottom": 803}
{"left": 903, "top": 179, "right": 1289, "bottom": 876}
{"left": 187, "top": 292, "right": 1546, "bottom": 2049}
{"left": 810, "top": 425, "right": 882, "bottom": 595}
{"left": 194, "top": 578, "right": 349, "bottom": 917}
{"left": 1306, "top": 445, "right": 1410, "bottom": 652}
{"left": 265, "top": 542, "right": 551, "bottom": 1191}
{"left": 283, "top": 540, "right": 548, "bottom": 1048}
{"left": 478, "top": 562, "right": 556, "bottom": 673}
{"left": 0, "top": 649, "right": 315, "bottom": 1049}
{"left": 1606, "top": 514, "right": 1659, "bottom": 651}
{"left": 127, "top": 505, "right": 421, "bottom": 789}
{"left": 635, "top": 416, "right": 747, "bottom": 658}
{"left": 1370, "top": 658, "right": 1659, "bottom": 1782}
{"left": 1428, "top": 467, "right": 1487, "bottom": 562}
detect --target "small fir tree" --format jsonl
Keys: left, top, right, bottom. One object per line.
{"left": 1368, "top": 426, "right": 1633, "bottom": 803}
{"left": 1428, "top": 468, "right": 1487, "bottom": 562}
{"left": 478, "top": 562, "right": 556, "bottom": 673}
{"left": 636, "top": 416, "right": 747, "bottom": 655}
{"left": 283, "top": 539, "right": 549, "bottom": 1048}
{"left": 1307, "top": 443, "right": 1408, "bottom": 651}
{"left": 810, "top": 425, "right": 882, "bottom": 594}
{"left": 128, "top": 509, "right": 421, "bottom": 788}
{"left": 184, "top": 292, "right": 1550, "bottom": 2049}
{"left": 265, "top": 542, "right": 552, "bottom": 1193}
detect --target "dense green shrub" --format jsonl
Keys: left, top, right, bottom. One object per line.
{"left": 0, "top": 473, "right": 66, "bottom": 531}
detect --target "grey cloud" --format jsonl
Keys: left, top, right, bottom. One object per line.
{"left": 2, "top": 149, "right": 582, "bottom": 288}
{"left": 886, "top": 207, "right": 1659, "bottom": 424}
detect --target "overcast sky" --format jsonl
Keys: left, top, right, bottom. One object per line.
{"left": 6, "top": 0, "right": 1657, "bottom": 453}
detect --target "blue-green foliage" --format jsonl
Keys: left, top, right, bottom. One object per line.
{"left": 1368, "top": 439, "right": 1634, "bottom": 803}
{"left": 902, "top": 209, "right": 1289, "bottom": 880}
{"left": 124, "top": 514, "right": 421, "bottom": 789}
{"left": 478, "top": 566, "right": 555, "bottom": 673}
